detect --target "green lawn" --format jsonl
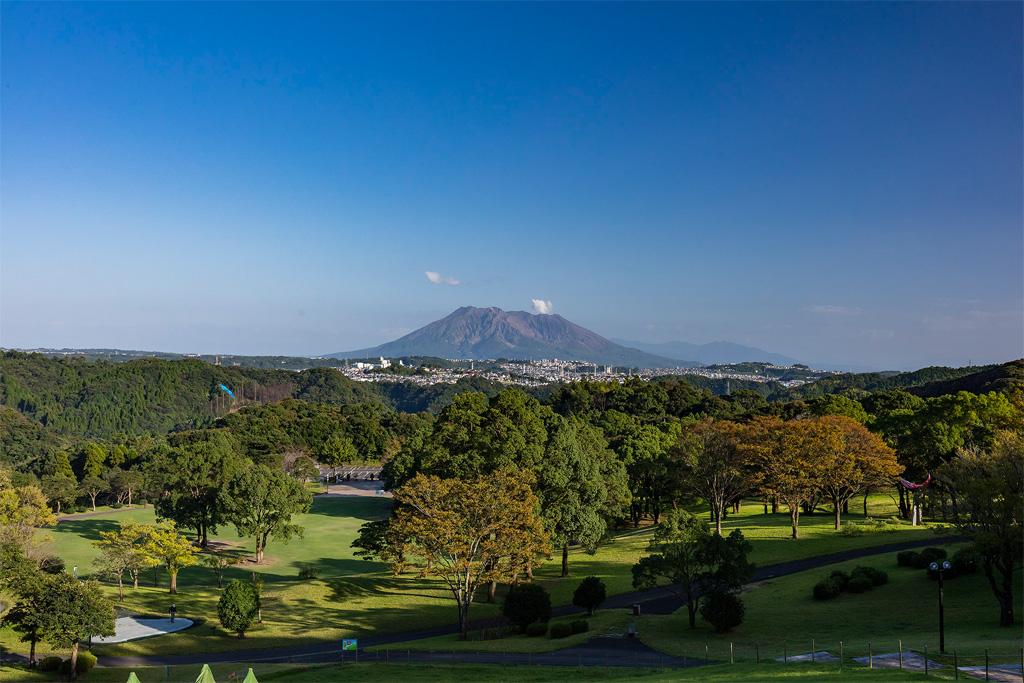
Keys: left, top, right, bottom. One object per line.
{"left": 0, "top": 493, "right": 952, "bottom": 662}
{"left": 637, "top": 544, "right": 1023, "bottom": 670}
{"left": 0, "top": 661, "right": 949, "bottom": 683}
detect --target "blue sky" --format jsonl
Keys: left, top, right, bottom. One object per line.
{"left": 1, "top": 2, "right": 1020, "bottom": 369}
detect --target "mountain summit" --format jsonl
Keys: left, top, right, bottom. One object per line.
{"left": 327, "top": 306, "right": 686, "bottom": 368}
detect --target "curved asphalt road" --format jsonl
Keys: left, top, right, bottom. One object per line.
{"left": 95, "top": 534, "right": 961, "bottom": 669}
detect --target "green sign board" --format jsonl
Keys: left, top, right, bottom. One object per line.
{"left": 342, "top": 639, "right": 358, "bottom": 651}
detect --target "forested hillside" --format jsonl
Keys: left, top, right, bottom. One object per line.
{"left": 774, "top": 363, "right": 1010, "bottom": 400}
{"left": 0, "top": 352, "right": 381, "bottom": 438}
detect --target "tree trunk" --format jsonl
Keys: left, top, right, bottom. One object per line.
{"left": 790, "top": 506, "right": 800, "bottom": 539}
{"left": 28, "top": 638, "right": 37, "bottom": 667}
{"left": 169, "top": 569, "right": 178, "bottom": 593}
{"left": 863, "top": 491, "right": 870, "bottom": 517}
{"left": 90, "top": 494, "right": 97, "bottom": 512}
{"left": 685, "top": 585, "right": 697, "bottom": 628}
{"left": 117, "top": 574, "right": 124, "bottom": 602}
{"left": 55, "top": 501, "right": 62, "bottom": 515}
{"left": 561, "top": 545, "right": 569, "bottom": 577}
{"left": 771, "top": 497, "right": 779, "bottom": 514}
{"left": 69, "top": 641, "right": 79, "bottom": 680}
{"left": 487, "top": 580, "right": 497, "bottom": 603}
{"left": 715, "top": 504, "right": 723, "bottom": 536}
{"left": 457, "top": 597, "right": 470, "bottom": 640}
{"left": 763, "top": 498, "right": 768, "bottom": 515}
{"left": 832, "top": 495, "right": 842, "bottom": 530}
{"left": 132, "top": 570, "right": 139, "bottom": 589}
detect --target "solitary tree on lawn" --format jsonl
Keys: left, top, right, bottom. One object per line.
{"left": 222, "top": 464, "right": 312, "bottom": 564}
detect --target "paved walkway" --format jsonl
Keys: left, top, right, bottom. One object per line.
{"left": 93, "top": 617, "right": 194, "bottom": 644}
{"left": 96, "top": 535, "right": 961, "bottom": 669}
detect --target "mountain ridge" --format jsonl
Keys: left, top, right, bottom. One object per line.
{"left": 611, "top": 338, "right": 800, "bottom": 366}
{"left": 327, "top": 306, "right": 692, "bottom": 368}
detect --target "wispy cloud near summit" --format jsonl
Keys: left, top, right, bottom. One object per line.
{"left": 531, "top": 299, "right": 553, "bottom": 314}
{"left": 804, "top": 304, "right": 863, "bottom": 316}
{"left": 425, "top": 271, "right": 460, "bottom": 286}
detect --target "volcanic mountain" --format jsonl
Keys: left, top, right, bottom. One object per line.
{"left": 327, "top": 306, "right": 688, "bottom": 368}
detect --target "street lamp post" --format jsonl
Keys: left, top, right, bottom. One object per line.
{"left": 930, "top": 560, "right": 952, "bottom": 653}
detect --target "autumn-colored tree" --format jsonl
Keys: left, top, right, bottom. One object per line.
{"left": 140, "top": 520, "right": 199, "bottom": 593}
{"left": 0, "top": 468, "right": 57, "bottom": 530}
{"left": 676, "top": 420, "right": 753, "bottom": 535}
{"left": 386, "top": 470, "right": 550, "bottom": 639}
{"left": 745, "top": 418, "right": 827, "bottom": 539}
{"left": 93, "top": 522, "right": 158, "bottom": 600}
{"left": 815, "top": 416, "right": 902, "bottom": 529}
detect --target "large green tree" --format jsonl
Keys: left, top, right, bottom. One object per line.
{"left": 941, "top": 430, "right": 1023, "bottom": 627}
{"left": 38, "top": 574, "right": 115, "bottom": 679}
{"left": 222, "top": 464, "right": 312, "bottom": 563}
{"left": 147, "top": 430, "right": 246, "bottom": 547}
{"left": 632, "top": 509, "right": 753, "bottom": 628}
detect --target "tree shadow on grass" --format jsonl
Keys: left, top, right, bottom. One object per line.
{"left": 50, "top": 518, "right": 121, "bottom": 543}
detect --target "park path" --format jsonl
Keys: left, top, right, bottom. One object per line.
{"left": 97, "top": 534, "right": 961, "bottom": 669}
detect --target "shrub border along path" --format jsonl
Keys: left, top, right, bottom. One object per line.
{"left": 94, "top": 535, "right": 962, "bottom": 669}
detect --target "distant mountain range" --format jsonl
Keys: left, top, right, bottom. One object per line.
{"left": 327, "top": 306, "right": 691, "bottom": 368}
{"left": 327, "top": 306, "right": 802, "bottom": 368}
{"left": 611, "top": 339, "right": 800, "bottom": 366}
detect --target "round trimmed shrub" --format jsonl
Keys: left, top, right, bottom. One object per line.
{"left": 75, "top": 651, "right": 98, "bottom": 675}
{"left": 549, "top": 622, "right": 573, "bottom": 639}
{"left": 700, "top": 591, "right": 745, "bottom": 632}
{"left": 851, "top": 566, "right": 888, "bottom": 586}
{"left": 846, "top": 576, "right": 873, "bottom": 593}
{"left": 218, "top": 579, "right": 260, "bottom": 638}
{"left": 570, "top": 619, "right": 589, "bottom": 634}
{"left": 38, "top": 656, "right": 63, "bottom": 672}
{"left": 916, "top": 547, "right": 947, "bottom": 568}
{"left": 525, "top": 622, "right": 548, "bottom": 637}
{"left": 572, "top": 576, "right": 607, "bottom": 616}
{"left": 813, "top": 578, "right": 842, "bottom": 600}
{"left": 952, "top": 548, "right": 980, "bottom": 575}
{"left": 896, "top": 551, "right": 920, "bottom": 567}
{"left": 828, "top": 570, "right": 850, "bottom": 590}
{"left": 502, "top": 583, "right": 551, "bottom": 633}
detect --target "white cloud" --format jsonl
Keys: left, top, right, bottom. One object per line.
{"left": 425, "top": 271, "right": 460, "bottom": 286}
{"left": 531, "top": 299, "right": 554, "bottom": 315}
{"left": 804, "top": 304, "right": 863, "bottom": 316}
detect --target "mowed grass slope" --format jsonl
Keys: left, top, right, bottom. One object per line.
{"left": 638, "top": 545, "right": 1023, "bottom": 667}
{"left": 1, "top": 493, "right": 945, "bottom": 659}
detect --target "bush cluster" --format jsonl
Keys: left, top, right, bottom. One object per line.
{"left": 898, "top": 547, "right": 948, "bottom": 569}
{"left": 700, "top": 591, "right": 745, "bottom": 632}
{"left": 59, "top": 651, "right": 97, "bottom": 676}
{"left": 502, "top": 583, "right": 552, "bottom": 633}
{"left": 297, "top": 564, "right": 320, "bottom": 580}
{"left": 812, "top": 566, "right": 888, "bottom": 600}
{"left": 549, "top": 622, "right": 574, "bottom": 639}
{"left": 570, "top": 619, "right": 589, "bottom": 634}
{"left": 525, "top": 622, "right": 548, "bottom": 637}
{"left": 38, "top": 657, "right": 63, "bottom": 672}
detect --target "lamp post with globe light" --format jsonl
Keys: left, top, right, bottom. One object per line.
{"left": 930, "top": 560, "right": 952, "bottom": 653}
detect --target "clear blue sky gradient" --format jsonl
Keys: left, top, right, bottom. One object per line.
{"left": 1, "top": 2, "right": 1020, "bottom": 369}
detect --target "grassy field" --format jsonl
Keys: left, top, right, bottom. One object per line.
{"left": 0, "top": 661, "right": 947, "bottom": 682}
{"left": 0, "top": 493, "right": 947, "bottom": 661}
{"left": 637, "top": 544, "right": 1023, "bottom": 669}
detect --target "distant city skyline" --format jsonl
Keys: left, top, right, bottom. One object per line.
{"left": 1, "top": 2, "right": 1021, "bottom": 370}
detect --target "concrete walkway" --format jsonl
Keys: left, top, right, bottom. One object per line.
{"left": 92, "top": 617, "right": 194, "bottom": 644}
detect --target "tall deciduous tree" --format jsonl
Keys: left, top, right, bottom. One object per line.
{"left": 386, "top": 470, "right": 550, "bottom": 639}
{"left": 537, "top": 418, "right": 610, "bottom": 577}
{"left": 222, "top": 465, "right": 312, "bottom": 564}
{"left": 78, "top": 475, "right": 108, "bottom": 512}
{"left": 746, "top": 417, "right": 825, "bottom": 539}
{"left": 141, "top": 520, "right": 198, "bottom": 593}
{"left": 0, "top": 568, "right": 47, "bottom": 666}
{"left": 676, "top": 420, "right": 753, "bottom": 535}
{"left": 815, "top": 416, "right": 902, "bottom": 529}
{"left": 0, "top": 469, "right": 57, "bottom": 530}
{"left": 93, "top": 522, "right": 158, "bottom": 600}
{"left": 147, "top": 431, "right": 246, "bottom": 547}
{"left": 941, "top": 430, "right": 1023, "bottom": 627}
{"left": 41, "top": 474, "right": 77, "bottom": 514}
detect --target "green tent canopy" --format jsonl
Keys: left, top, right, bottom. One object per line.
{"left": 126, "top": 673, "right": 142, "bottom": 683}
{"left": 194, "top": 664, "right": 217, "bottom": 683}
{"left": 242, "top": 668, "right": 259, "bottom": 683}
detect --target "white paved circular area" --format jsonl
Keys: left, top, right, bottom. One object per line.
{"left": 93, "top": 616, "right": 194, "bottom": 644}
